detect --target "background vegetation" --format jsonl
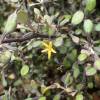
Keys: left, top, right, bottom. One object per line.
{"left": 0, "top": 0, "right": 100, "bottom": 100}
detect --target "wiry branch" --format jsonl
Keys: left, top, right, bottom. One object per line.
{"left": 1, "top": 33, "right": 56, "bottom": 44}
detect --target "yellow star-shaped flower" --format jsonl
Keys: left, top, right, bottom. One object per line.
{"left": 41, "top": 40, "right": 56, "bottom": 60}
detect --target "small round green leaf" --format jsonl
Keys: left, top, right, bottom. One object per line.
{"left": 78, "top": 53, "right": 88, "bottom": 62}
{"left": 21, "top": 65, "right": 29, "bottom": 76}
{"left": 85, "top": 0, "right": 96, "bottom": 12}
{"left": 83, "top": 19, "right": 93, "bottom": 33}
{"left": 94, "top": 59, "right": 100, "bottom": 70}
{"left": 75, "top": 93, "right": 83, "bottom": 100}
{"left": 71, "top": 11, "right": 84, "bottom": 25}
{"left": 85, "top": 66, "right": 97, "bottom": 76}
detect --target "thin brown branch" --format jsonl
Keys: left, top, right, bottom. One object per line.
{"left": 1, "top": 33, "right": 56, "bottom": 44}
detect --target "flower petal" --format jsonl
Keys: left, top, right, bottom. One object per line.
{"left": 48, "top": 51, "right": 51, "bottom": 60}
{"left": 41, "top": 49, "right": 48, "bottom": 53}
{"left": 51, "top": 48, "right": 56, "bottom": 53}
{"left": 49, "top": 41, "right": 52, "bottom": 47}
{"left": 42, "top": 42, "right": 49, "bottom": 48}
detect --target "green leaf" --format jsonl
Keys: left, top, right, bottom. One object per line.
{"left": 75, "top": 93, "right": 83, "bottom": 100}
{"left": 32, "top": 40, "right": 42, "bottom": 48}
{"left": 0, "top": 51, "right": 12, "bottom": 66}
{"left": 25, "top": 98, "right": 33, "bottom": 100}
{"left": 44, "top": 15, "right": 53, "bottom": 25}
{"left": 3, "top": 91, "right": 8, "bottom": 100}
{"left": 83, "top": 19, "right": 93, "bottom": 33}
{"left": 85, "top": 0, "right": 96, "bottom": 12}
{"left": 95, "top": 23, "right": 100, "bottom": 31}
{"left": 60, "top": 15, "right": 71, "bottom": 26}
{"left": 78, "top": 53, "right": 88, "bottom": 62}
{"left": 42, "top": 25, "right": 55, "bottom": 36}
{"left": 69, "top": 49, "right": 77, "bottom": 62}
{"left": 53, "top": 94, "right": 60, "bottom": 100}
{"left": 88, "top": 82, "right": 94, "bottom": 88}
{"left": 39, "top": 97, "right": 46, "bottom": 100}
{"left": 26, "top": 40, "right": 42, "bottom": 50}
{"left": 20, "top": 65, "right": 29, "bottom": 76}
{"left": 73, "top": 65, "right": 80, "bottom": 79}
{"left": 75, "top": 29, "right": 82, "bottom": 35}
{"left": 14, "top": 79, "right": 23, "bottom": 86}
{"left": 63, "top": 57, "right": 71, "bottom": 69}
{"left": 76, "top": 84, "right": 84, "bottom": 91}
{"left": 17, "top": 9, "right": 28, "bottom": 24}
{"left": 85, "top": 66, "right": 97, "bottom": 76}
{"left": 61, "top": 73, "right": 73, "bottom": 85}
{"left": 2, "top": 72, "right": 7, "bottom": 87}
{"left": 4, "top": 11, "right": 17, "bottom": 34}
{"left": 54, "top": 37, "right": 63, "bottom": 47}
{"left": 71, "top": 11, "right": 84, "bottom": 25}
{"left": 94, "top": 59, "right": 100, "bottom": 70}
{"left": 48, "top": 26, "right": 55, "bottom": 36}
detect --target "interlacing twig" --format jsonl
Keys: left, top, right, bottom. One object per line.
{"left": 1, "top": 33, "right": 56, "bottom": 44}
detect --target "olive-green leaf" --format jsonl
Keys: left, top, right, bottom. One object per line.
{"left": 75, "top": 93, "right": 83, "bottom": 100}
{"left": 71, "top": 11, "right": 84, "bottom": 25}
{"left": 21, "top": 65, "right": 29, "bottom": 76}
{"left": 85, "top": 0, "right": 96, "bottom": 12}
{"left": 94, "top": 59, "right": 100, "bottom": 70}
{"left": 17, "top": 9, "right": 28, "bottom": 24}
{"left": 85, "top": 66, "right": 97, "bottom": 76}
{"left": 83, "top": 19, "right": 93, "bottom": 33}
